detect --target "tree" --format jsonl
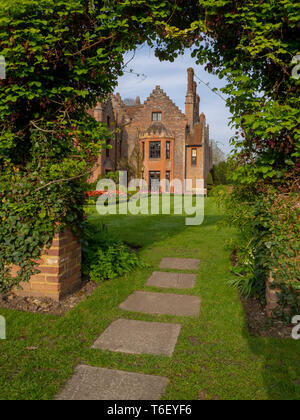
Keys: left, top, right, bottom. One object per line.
{"left": 212, "top": 161, "right": 229, "bottom": 185}
{"left": 206, "top": 172, "right": 214, "bottom": 194}
{"left": 123, "top": 98, "right": 136, "bottom": 106}
{"left": 0, "top": 0, "right": 178, "bottom": 292}
{"left": 210, "top": 140, "right": 226, "bottom": 166}
{"left": 155, "top": 0, "right": 299, "bottom": 316}
{"left": 156, "top": 0, "right": 299, "bottom": 187}
{"left": 1, "top": 0, "right": 299, "bottom": 302}
{"left": 118, "top": 137, "right": 144, "bottom": 181}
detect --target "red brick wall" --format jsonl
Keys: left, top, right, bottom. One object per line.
{"left": 11, "top": 229, "right": 81, "bottom": 301}
{"left": 186, "top": 145, "right": 203, "bottom": 190}
{"left": 141, "top": 134, "right": 175, "bottom": 192}
{"left": 90, "top": 98, "right": 118, "bottom": 183}
{"left": 89, "top": 68, "right": 213, "bottom": 188}
{"left": 124, "top": 86, "right": 187, "bottom": 184}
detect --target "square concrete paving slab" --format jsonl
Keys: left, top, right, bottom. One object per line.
{"left": 159, "top": 258, "right": 200, "bottom": 271}
{"left": 92, "top": 319, "right": 181, "bottom": 356}
{"left": 119, "top": 291, "right": 201, "bottom": 317}
{"left": 147, "top": 271, "right": 196, "bottom": 289}
{"left": 56, "top": 365, "right": 168, "bottom": 400}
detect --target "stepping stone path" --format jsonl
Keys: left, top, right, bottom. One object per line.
{"left": 57, "top": 258, "right": 200, "bottom": 400}
{"left": 119, "top": 291, "right": 201, "bottom": 317}
{"left": 147, "top": 271, "right": 196, "bottom": 289}
{"left": 92, "top": 319, "right": 181, "bottom": 356}
{"left": 56, "top": 365, "right": 169, "bottom": 401}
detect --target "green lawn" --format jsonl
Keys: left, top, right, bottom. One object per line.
{"left": 0, "top": 198, "right": 300, "bottom": 400}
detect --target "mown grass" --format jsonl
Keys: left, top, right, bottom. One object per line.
{"left": 0, "top": 198, "right": 300, "bottom": 400}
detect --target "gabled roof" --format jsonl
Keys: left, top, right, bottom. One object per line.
{"left": 143, "top": 85, "right": 186, "bottom": 119}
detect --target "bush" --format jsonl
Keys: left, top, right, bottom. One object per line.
{"left": 81, "top": 221, "right": 146, "bottom": 283}
{"left": 211, "top": 161, "right": 229, "bottom": 185}
{"left": 214, "top": 184, "right": 300, "bottom": 320}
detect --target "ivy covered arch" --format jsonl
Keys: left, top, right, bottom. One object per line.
{"left": 0, "top": 1, "right": 299, "bottom": 306}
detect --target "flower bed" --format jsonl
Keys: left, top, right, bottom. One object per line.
{"left": 85, "top": 190, "right": 127, "bottom": 204}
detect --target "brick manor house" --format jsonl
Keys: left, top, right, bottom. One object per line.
{"left": 90, "top": 68, "right": 213, "bottom": 193}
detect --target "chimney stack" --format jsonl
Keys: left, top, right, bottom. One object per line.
{"left": 186, "top": 68, "right": 196, "bottom": 125}
{"left": 196, "top": 94, "right": 200, "bottom": 122}
{"left": 187, "top": 68, "right": 194, "bottom": 93}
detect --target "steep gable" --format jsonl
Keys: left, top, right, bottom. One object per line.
{"left": 140, "top": 85, "right": 186, "bottom": 121}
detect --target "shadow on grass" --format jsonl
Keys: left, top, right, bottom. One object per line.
{"left": 243, "top": 320, "right": 300, "bottom": 400}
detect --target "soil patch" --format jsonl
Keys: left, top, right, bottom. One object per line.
{"left": 241, "top": 296, "right": 293, "bottom": 339}
{"left": 0, "top": 280, "right": 98, "bottom": 316}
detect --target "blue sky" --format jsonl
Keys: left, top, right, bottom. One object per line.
{"left": 116, "top": 45, "right": 235, "bottom": 155}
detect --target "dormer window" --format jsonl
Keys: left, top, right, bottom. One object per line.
{"left": 152, "top": 112, "right": 162, "bottom": 122}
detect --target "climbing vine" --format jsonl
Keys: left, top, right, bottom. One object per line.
{"left": 1, "top": 0, "right": 299, "bottom": 309}
{"left": 156, "top": 0, "right": 300, "bottom": 317}
{"left": 0, "top": 0, "right": 180, "bottom": 291}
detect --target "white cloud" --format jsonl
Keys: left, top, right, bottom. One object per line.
{"left": 116, "top": 46, "right": 235, "bottom": 155}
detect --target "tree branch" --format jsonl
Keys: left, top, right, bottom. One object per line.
{"left": 34, "top": 170, "right": 94, "bottom": 192}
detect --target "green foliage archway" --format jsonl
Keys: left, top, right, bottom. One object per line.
{"left": 0, "top": 0, "right": 299, "bottom": 306}
{"left": 0, "top": 0, "right": 177, "bottom": 291}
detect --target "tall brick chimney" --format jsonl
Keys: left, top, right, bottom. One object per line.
{"left": 185, "top": 68, "right": 195, "bottom": 125}
{"left": 187, "top": 67, "right": 194, "bottom": 92}
{"left": 196, "top": 94, "right": 200, "bottom": 122}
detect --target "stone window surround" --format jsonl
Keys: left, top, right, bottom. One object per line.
{"left": 152, "top": 111, "right": 162, "bottom": 122}
{"left": 142, "top": 138, "right": 174, "bottom": 161}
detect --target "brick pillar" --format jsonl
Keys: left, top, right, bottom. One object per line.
{"left": 266, "top": 271, "right": 280, "bottom": 318}
{"left": 12, "top": 229, "right": 82, "bottom": 301}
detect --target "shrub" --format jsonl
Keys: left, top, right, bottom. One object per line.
{"left": 211, "top": 161, "right": 229, "bottom": 185}
{"left": 214, "top": 184, "right": 300, "bottom": 320}
{"left": 81, "top": 221, "right": 146, "bottom": 283}
{"left": 0, "top": 0, "right": 174, "bottom": 291}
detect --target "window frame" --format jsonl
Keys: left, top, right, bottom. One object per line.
{"left": 166, "top": 141, "right": 170, "bottom": 159}
{"left": 165, "top": 171, "right": 170, "bottom": 192}
{"left": 152, "top": 112, "right": 162, "bottom": 122}
{"left": 149, "top": 141, "right": 161, "bottom": 159}
{"left": 149, "top": 171, "right": 161, "bottom": 192}
{"left": 191, "top": 148, "right": 197, "bottom": 166}
{"left": 106, "top": 139, "right": 111, "bottom": 158}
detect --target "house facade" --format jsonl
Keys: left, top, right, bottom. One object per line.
{"left": 90, "top": 68, "right": 213, "bottom": 193}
